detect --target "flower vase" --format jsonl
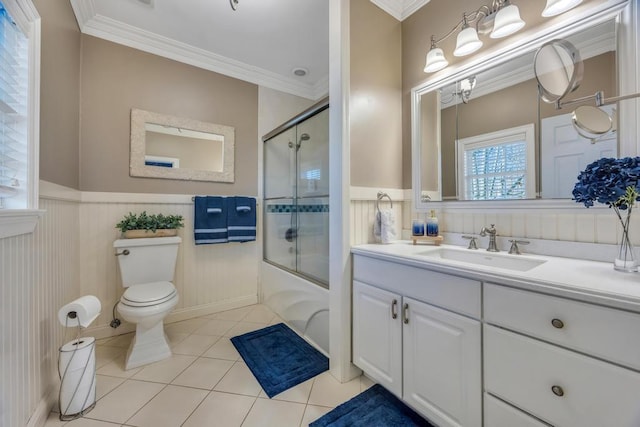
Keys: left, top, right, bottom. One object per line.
{"left": 614, "top": 207, "right": 638, "bottom": 272}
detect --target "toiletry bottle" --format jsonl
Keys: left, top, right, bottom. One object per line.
{"left": 412, "top": 219, "right": 425, "bottom": 236}
{"left": 426, "top": 210, "right": 439, "bottom": 237}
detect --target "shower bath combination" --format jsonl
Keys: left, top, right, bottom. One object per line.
{"left": 261, "top": 97, "right": 330, "bottom": 355}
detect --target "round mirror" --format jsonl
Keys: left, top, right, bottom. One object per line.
{"left": 572, "top": 105, "right": 613, "bottom": 140}
{"left": 534, "top": 39, "right": 583, "bottom": 103}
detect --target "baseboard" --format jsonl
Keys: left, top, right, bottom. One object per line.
{"left": 26, "top": 387, "right": 56, "bottom": 427}
{"left": 85, "top": 295, "right": 259, "bottom": 340}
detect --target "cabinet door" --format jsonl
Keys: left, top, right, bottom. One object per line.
{"left": 403, "top": 297, "right": 482, "bottom": 427}
{"left": 353, "top": 280, "right": 402, "bottom": 397}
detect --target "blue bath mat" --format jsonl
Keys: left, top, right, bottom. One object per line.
{"left": 310, "top": 384, "right": 434, "bottom": 427}
{"left": 230, "top": 323, "right": 329, "bottom": 398}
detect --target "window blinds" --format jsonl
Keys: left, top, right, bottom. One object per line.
{"left": 463, "top": 141, "right": 528, "bottom": 200}
{"left": 0, "top": 3, "right": 28, "bottom": 207}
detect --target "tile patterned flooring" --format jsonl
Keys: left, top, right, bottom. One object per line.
{"left": 45, "top": 304, "right": 373, "bottom": 427}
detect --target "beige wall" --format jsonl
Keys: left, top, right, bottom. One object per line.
{"left": 401, "top": 0, "right": 607, "bottom": 188}
{"left": 34, "top": 0, "right": 81, "bottom": 189}
{"left": 350, "top": 0, "right": 403, "bottom": 189}
{"left": 80, "top": 35, "right": 258, "bottom": 195}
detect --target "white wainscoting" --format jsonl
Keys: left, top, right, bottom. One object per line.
{"left": 0, "top": 197, "right": 80, "bottom": 427}
{"left": 78, "top": 192, "right": 259, "bottom": 339}
{"left": 1, "top": 182, "right": 260, "bottom": 427}
{"left": 350, "top": 187, "right": 407, "bottom": 246}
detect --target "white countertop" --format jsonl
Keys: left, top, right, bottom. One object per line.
{"left": 352, "top": 242, "right": 640, "bottom": 312}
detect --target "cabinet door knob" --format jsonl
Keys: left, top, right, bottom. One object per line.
{"left": 551, "top": 385, "right": 565, "bottom": 397}
{"left": 403, "top": 303, "right": 409, "bottom": 324}
{"left": 551, "top": 318, "right": 565, "bottom": 329}
{"left": 391, "top": 299, "right": 398, "bottom": 319}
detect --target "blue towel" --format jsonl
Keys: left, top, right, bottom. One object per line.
{"left": 194, "top": 196, "right": 228, "bottom": 244}
{"left": 227, "top": 196, "right": 256, "bottom": 242}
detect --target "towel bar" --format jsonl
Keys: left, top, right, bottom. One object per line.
{"left": 375, "top": 192, "right": 393, "bottom": 213}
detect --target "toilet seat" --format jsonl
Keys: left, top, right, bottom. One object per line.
{"left": 121, "top": 281, "right": 177, "bottom": 307}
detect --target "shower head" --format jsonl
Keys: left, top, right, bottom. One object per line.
{"left": 299, "top": 133, "right": 310, "bottom": 142}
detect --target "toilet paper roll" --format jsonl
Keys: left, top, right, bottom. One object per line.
{"left": 59, "top": 337, "right": 96, "bottom": 416}
{"left": 58, "top": 296, "right": 101, "bottom": 328}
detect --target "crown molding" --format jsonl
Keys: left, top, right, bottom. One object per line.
{"left": 70, "top": 0, "right": 324, "bottom": 100}
{"left": 369, "top": 0, "right": 431, "bottom": 21}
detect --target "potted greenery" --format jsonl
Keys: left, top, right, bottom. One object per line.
{"left": 116, "top": 211, "right": 184, "bottom": 238}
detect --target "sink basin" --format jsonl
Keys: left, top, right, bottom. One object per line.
{"left": 418, "top": 248, "right": 546, "bottom": 272}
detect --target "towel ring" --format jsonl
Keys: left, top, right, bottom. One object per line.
{"left": 376, "top": 192, "right": 393, "bottom": 213}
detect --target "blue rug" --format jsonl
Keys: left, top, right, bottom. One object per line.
{"left": 230, "top": 323, "right": 329, "bottom": 398}
{"left": 310, "top": 384, "right": 434, "bottom": 427}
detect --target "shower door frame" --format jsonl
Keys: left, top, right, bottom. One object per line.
{"left": 262, "top": 97, "right": 330, "bottom": 288}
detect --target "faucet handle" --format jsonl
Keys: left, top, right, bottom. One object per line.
{"left": 508, "top": 239, "right": 530, "bottom": 255}
{"left": 462, "top": 235, "right": 479, "bottom": 250}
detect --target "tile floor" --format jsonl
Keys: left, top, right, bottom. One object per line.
{"left": 45, "top": 304, "right": 374, "bottom": 427}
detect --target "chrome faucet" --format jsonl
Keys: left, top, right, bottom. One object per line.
{"left": 480, "top": 224, "right": 499, "bottom": 252}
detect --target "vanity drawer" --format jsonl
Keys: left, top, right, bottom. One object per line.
{"left": 484, "top": 325, "right": 640, "bottom": 427}
{"left": 484, "top": 394, "right": 549, "bottom": 427}
{"left": 353, "top": 255, "right": 481, "bottom": 318}
{"left": 484, "top": 283, "right": 640, "bottom": 370}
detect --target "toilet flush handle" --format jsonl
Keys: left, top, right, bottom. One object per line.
{"left": 115, "top": 249, "right": 130, "bottom": 256}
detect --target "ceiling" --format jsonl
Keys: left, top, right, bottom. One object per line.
{"left": 69, "top": 0, "right": 428, "bottom": 100}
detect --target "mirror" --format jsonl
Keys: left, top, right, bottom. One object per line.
{"left": 130, "top": 109, "right": 235, "bottom": 182}
{"left": 534, "top": 39, "right": 583, "bottom": 104}
{"left": 572, "top": 105, "right": 614, "bottom": 141}
{"left": 413, "top": 17, "right": 619, "bottom": 204}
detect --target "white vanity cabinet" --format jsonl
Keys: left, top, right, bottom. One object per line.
{"left": 353, "top": 255, "right": 482, "bottom": 427}
{"left": 484, "top": 283, "right": 640, "bottom": 427}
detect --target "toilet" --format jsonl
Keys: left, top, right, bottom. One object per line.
{"left": 113, "top": 236, "right": 181, "bottom": 370}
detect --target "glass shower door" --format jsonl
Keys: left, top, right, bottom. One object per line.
{"left": 264, "top": 127, "right": 297, "bottom": 271}
{"left": 295, "top": 109, "right": 329, "bottom": 284}
{"left": 263, "top": 105, "right": 329, "bottom": 286}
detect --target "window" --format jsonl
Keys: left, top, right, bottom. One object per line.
{"left": 456, "top": 124, "right": 535, "bottom": 201}
{"left": 0, "top": 0, "right": 41, "bottom": 238}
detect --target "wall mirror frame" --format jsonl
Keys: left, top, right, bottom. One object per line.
{"left": 130, "top": 108, "right": 235, "bottom": 183}
{"left": 411, "top": 0, "right": 639, "bottom": 212}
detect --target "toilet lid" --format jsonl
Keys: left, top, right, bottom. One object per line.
{"left": 121, "top": 281, "right": 176, "bottom": 307}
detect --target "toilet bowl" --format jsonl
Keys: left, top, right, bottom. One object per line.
{"left": 117, "top": 281, "right": 179, "bottom": 370}
{"left": 114, "top": 237, "right": 181, "bottom": 370}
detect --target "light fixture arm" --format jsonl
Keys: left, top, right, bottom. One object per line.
{"left": 230, "top": 0, "right": 238, "bottom": 11}
{"left": 430, "top": 7, "right": 491, "bottom": 47}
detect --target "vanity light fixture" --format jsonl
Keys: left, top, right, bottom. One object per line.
{"left": 424, "top": 0, "right": 525, "bottom": 74}
{"left": 541, "top": 0, "right": 583, "bottom": 17}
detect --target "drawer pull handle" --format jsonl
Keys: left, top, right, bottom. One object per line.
{"left": 391, "top": 299, "right": 398, "bottom": 319}
{"left": 551, "top": 318, "right": 565, "bottom": 329}
{"left": 551, "top": 385, "right": 565, "bottom": 397}
{"left": 403, "top": 303, "right": 409, "bottom": 324}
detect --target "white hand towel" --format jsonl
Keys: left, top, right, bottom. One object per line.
{"left": 373, "top": 211, "right": 382, "bottom": 242}
{"left": 379, "top": 209, "right": 396, "bottom": 244}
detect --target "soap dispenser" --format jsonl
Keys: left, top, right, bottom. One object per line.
{"left": 426, "top": 210, "right": 439, "bottom": 237}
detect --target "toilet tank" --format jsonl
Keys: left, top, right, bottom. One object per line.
{"left": 114, "top": 236, "right": 181, "bottom": 287}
